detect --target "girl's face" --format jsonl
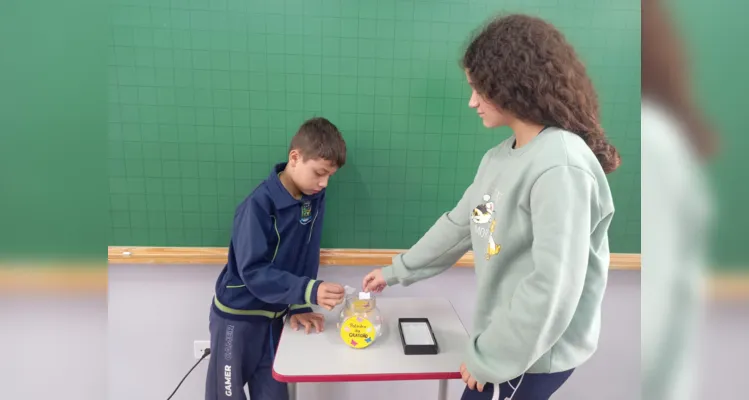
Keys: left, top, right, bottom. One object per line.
{"left": 465, "top": 71, "right": 511, "bottom": 128}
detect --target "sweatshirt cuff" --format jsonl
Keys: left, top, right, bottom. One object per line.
{"left": 464, "top": 353, "right": 491, "bottom": 386}
{"left": 381, "top": 266, "right": 399, "bottom": 286}
{"left": 306, "top": 279, "right": 322, "bottom": 305}
{"left": 288, "top": 304, "right": 313, "bottom": 316}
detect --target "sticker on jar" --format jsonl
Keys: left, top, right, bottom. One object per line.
{"left": 340, "top": 315, "right": 376, "bottom": 349}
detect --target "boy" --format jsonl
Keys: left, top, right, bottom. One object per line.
{"left": 206, "top": 117, "right": 347, "bottom": 400}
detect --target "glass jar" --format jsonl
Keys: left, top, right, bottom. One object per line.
{"left": 337, "top": 290, "right": 384, "bottom": 349}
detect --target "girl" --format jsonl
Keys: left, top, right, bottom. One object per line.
{"left": 641, "top": 1, "right": 715, "bottom": 399}
{"left": 362, "top": 14, "right": 621, "bottom": 400}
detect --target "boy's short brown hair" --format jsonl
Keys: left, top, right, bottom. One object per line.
{"left": 289, "top": 117, "right": 347, "bottom": 167}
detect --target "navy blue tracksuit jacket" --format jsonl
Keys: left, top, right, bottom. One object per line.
{"left": 212, "top": 162, "right": 327, "bottom": 321}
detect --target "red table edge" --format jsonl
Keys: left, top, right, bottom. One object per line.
{"left": 272, "top": 369, "right": 462, "bottom": 383}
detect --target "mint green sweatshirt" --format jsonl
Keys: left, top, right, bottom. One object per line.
{"left": 382, "top": 127, "right": 615, "bottom": 385}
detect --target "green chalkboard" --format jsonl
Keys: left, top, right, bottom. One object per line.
{"left": 108, "top": 0, "right": 641, "bottom": 252}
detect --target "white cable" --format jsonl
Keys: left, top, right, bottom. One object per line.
{"left": 505, "top": 373, "right": 525, "bottom": 400}
{"left": 491, "top": 383, "right": 500, "bottom": 400}
{"left": 489, "top": 370, "right": 526, "bottom": 400}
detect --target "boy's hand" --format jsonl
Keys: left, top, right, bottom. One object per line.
{"left": 362, "top": 268, "right": 387, "bottom": 293}
{"left": 289, "top": 312, "right": 325, "bottom": 334}
{"left": 316, "top": 282, "right": 345, "bottom": 310}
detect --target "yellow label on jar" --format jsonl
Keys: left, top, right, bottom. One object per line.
{"left": 340, "top": 315, "right": 376, "bottom": 348}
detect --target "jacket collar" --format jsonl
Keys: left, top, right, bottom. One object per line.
{"left": 267, "top": 162, "right": 324, "bottom": 209}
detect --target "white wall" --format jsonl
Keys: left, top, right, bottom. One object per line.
{"left": 108, "top": 265, "right": 641, "bottom": 399}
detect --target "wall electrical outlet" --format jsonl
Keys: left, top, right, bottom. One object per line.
{"left": 194, "top": 340, "right": 210, "bottom": 359}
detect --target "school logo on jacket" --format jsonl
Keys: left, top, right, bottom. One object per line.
{"left": 300, "top": 201, "right": 313, "bottom": 225}
{"left": 471, "top": 194, "right": 501, "bottom": 260}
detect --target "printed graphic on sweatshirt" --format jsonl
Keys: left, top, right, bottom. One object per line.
{"left": 471, "top": 194, "right": 502, "bottom": 260}
{"left": 300, "top": 201, "right": 312, "bottom": 225}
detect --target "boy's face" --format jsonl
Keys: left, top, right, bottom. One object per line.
{"left": 288, "top": 151, "right": 339, "bottom": 195}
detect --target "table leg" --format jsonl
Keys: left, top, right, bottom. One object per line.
{"left": 288, "top": 382, "right": 297, "bottom": 400}
{"left": 437, "top": 379, "right": 448, "bottom": 400}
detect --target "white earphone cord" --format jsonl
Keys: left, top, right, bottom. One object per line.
{"left": 507, "top": 373, "right": 524, "bottom": 400}
{"left": 491, "top": 373, "right": 525, "bottom": 400}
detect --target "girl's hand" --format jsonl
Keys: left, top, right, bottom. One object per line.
{"left": 460, "top": 362, "right": 484, "bottom": 392}
{"left": 362, "top": 268, "right": 387, "bottom": 293}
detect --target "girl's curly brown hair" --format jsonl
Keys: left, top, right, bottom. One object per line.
{"left": 462, "top": 14, "right": 621, "bottom": 174}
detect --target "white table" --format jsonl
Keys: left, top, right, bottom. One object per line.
{"left": 272, "top": 297, "right": 469, "bottom": 400}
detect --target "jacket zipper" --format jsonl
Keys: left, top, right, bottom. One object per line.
{"left": 307, "top": 210, "right": 319, "bottom": 243}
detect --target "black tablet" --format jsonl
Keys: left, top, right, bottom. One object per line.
{"left": 398, "top": 318, "right": 439, "bottom": 355}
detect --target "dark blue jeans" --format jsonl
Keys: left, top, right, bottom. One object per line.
{"left": 460, "top": 369, "right": 574, "bottom": 400}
